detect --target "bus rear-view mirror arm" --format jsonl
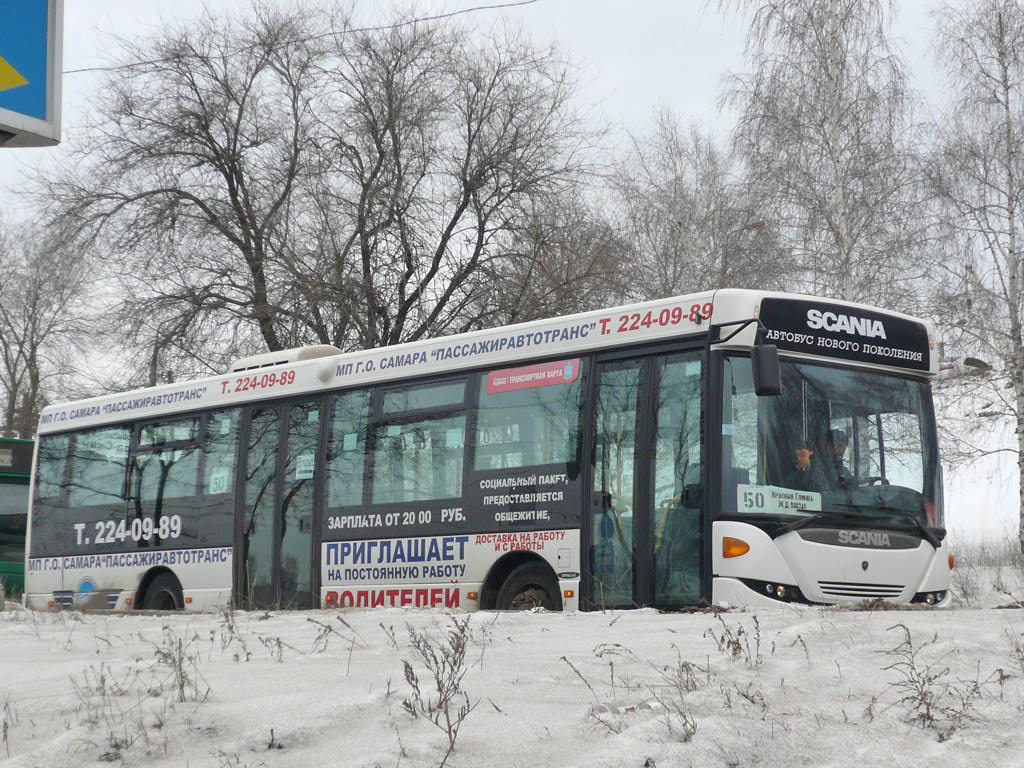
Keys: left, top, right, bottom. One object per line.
{"left": 710, "top": 318, "right": 782, "bottom": 397}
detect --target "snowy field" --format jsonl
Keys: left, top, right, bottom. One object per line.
{"left": 1, "top": 569, "right": 1023, "bottom": 768}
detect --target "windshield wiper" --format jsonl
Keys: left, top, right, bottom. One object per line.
{"left": 832, "top": 502, "right": 942, "bottom": 549}
{"left": 775, "top": 510, "right": 860, "bottom": 537}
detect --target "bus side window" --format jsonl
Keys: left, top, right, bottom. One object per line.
{"left": 474, "top": 361, "right": 583, "bottom": 471}
{"left": 132, "top": 417, "right": 201, "bottom": 505}
{"left": 371, "top": 416, "right": 466, "bottom": 504}
{"left": 203, "top": 410, "right": 241, "bottom": 497}
{"left": 368, "top": 379, "right": 468, "bottom": 505}
{"left": 128, "top": 417, "right": 203, "bottom": 547}
{"left": 68, "top": 427, "right": 131, "bottom": 508}
{"left": 326, "top": 390, "right": 370, "bottom": 509}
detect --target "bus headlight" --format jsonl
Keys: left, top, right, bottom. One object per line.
{"left": 742, "top": 578, "right": 807, "bottom": 604}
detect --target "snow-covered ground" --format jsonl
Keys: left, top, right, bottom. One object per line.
{"left": 1, "top": 574, "right": 1023, "bottom": 768}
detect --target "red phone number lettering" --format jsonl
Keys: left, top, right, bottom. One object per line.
{"left": 220, "top": 369, "right": 297, "bottom": 395}
{"left": 596, "top": 302, "right": 713, "bottom": 336}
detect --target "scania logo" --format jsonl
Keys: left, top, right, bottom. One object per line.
{"left": 806, "top": 309, "right": 887, "bottom": 339}
{"left": 837, "top": 530, "right": 892, "bottom": 547}
{"left": 862, "top": 560, "right": 869, "bottom": 571}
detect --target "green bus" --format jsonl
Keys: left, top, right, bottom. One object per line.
{"left": 0, "top": 437, "right": 33, "bottom": 596}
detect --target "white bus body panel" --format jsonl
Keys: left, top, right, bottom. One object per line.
{"left": 712, "top": 521, "right": 951, "bottom": 608}
{"left": 24, "top": 546, "right": 232, "bottom": 611}
{"left": 35, "top": 293, "right": 717, "bottom": 436}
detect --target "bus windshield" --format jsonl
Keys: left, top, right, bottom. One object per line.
{"left": 720, "top": 356, "right": 941, "bottom": 528}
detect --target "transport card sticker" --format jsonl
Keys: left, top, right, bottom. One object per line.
{"left": 487, "top": 358, "right": 581, "bottom": 394}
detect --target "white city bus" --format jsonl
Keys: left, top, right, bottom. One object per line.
{"left": 23, "top": 289, "right": 951, "bottom": 612}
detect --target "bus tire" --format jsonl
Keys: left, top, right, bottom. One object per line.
{"left": 141, "top": 572, "right": 184, "bottom": 611}
{"left": 495, "top": 562, "right": 561, "bottom": 611}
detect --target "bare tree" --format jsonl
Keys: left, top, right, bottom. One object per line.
{"left": 721, "top": 0, "right": 925, "bottom": 306}
{"left": 613, "top": 108, "right": 787, "bottom": 300}
{"left": 0, "top": 220, "right": 88, "bottom": 437}
{"left": 926, "top": 0, "right": 1024, "bottom": 551}
{"left": 291, "top": 14, "right": 599, "bottom": 350}
{"left": 41, "top": 2, "right": 598, "bottom": 365}
{"left": 41, "top": 2, "right": 326, "bottom": 360}
{"left": 465, "top": 194, "right": 629, "bottom": 326}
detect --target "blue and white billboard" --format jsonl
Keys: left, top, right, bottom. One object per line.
{"left": 0, "top": 0, "right": 63, "bottom": 147}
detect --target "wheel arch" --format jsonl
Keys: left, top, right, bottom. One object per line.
{"left": 479, "top": 551, "right": 560, "bottom": 610}
{"left": 134, "top": 567, "right": 180, "bottom": 609}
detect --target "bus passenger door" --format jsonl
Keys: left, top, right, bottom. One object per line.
{"left": 649, "top": 353, "right": 703, "bottom": 608}
{"left": 587, "top": 351, "right": 703, "bottom": 609}
{"left": 589, "top": 361, "right": 642, "bottom": 608}
{"left": 239, "top": 399, "right": 321, "bottom": 609}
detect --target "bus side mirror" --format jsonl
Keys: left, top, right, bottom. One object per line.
{"left": 752, "top": 345, "right": 782, "bottom": 396}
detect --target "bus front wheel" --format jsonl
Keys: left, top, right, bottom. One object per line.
{"left": 142, "top": 573, "right": 184, "bottom": 611}
{"left": 495, "top": 562, "right": 561, "bottom": 611}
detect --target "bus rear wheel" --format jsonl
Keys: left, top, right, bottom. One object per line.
{"left": 142, "top": 573, "right": 184, "bottom": 611}
{"left": 495, "top": 562, "right": 560, "bottom": 611}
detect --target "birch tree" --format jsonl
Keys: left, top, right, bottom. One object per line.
{"left": 721, "top": 0, "right": 925, "bottom": 306}
{"left": 927, "top": 0, "right": 1024, "bottom": 552}
{"left": 465, "top": 195, "right": 628, "bottom": 326}
{"left": 0, "top": 221, "right": 88, "bottom": 437}
{"left": 613, "top": 109, "right": 787, "bottom": 299}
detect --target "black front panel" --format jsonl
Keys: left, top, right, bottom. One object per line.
{"left": 759, "top": 298, "right": 930, "bottom": 372}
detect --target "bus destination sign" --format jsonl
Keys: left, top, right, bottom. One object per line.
{"left": 758, "top": 298, "right": 930, "bottom": 372}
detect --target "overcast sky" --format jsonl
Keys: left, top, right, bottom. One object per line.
{"left": 2, "top": 0, "right": 1013, "bottom": 540}
{"left": 0, "top": 0, "right": 945, "bottom": 216}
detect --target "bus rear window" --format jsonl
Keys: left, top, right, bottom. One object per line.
{"left": 35, "top": 435, "right": 69, "bottom": 500}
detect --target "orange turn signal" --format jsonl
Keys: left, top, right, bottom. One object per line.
{"left": 948, "top": 553, "right": 955, "bottom": 570}
{"left": 184, "top": 596, "right": 192, "bottom": 604}
{"left": 467, "top": 591, "right": 479, "bottom": 600}
{"left": 563, "top": 589, "right": 575, "bottom": 598}
{"left": 723, "top": 537, "right": 750, "bottom": 558}
{"left": 125, "top": 597, "right": 133, "bottom": 606}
